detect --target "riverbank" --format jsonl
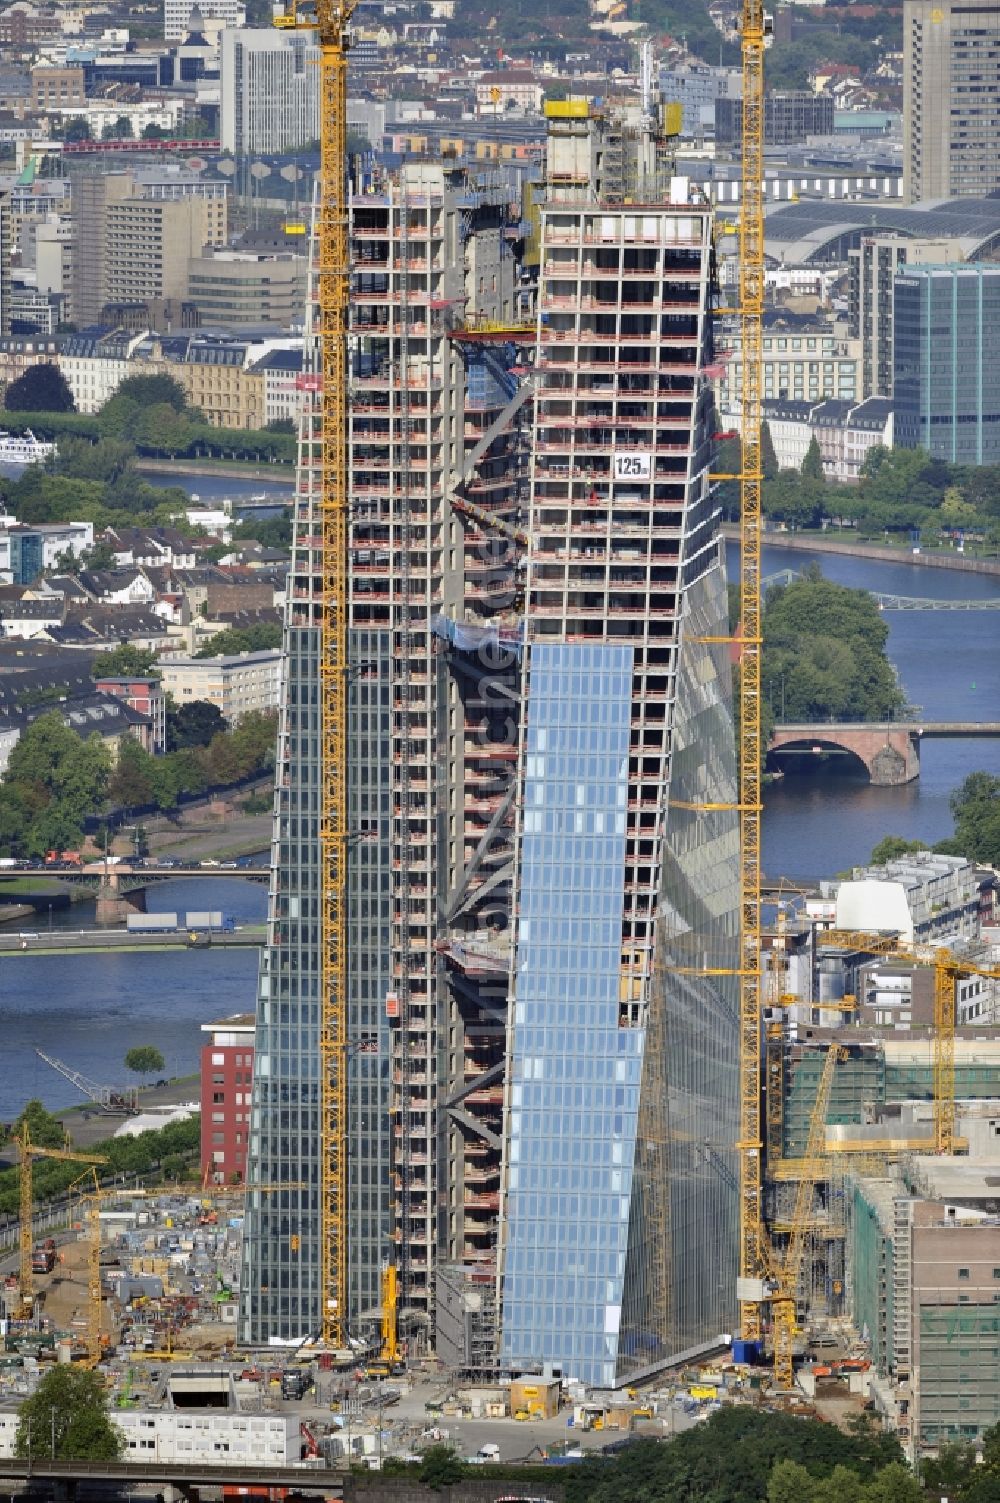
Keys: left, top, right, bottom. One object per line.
{"left": 723, "top": 525, "right": 1000, "bottom": 577}
{"left": 57, "top": 1074, "right": 202, "bottom": 1149}
{"left": 137, "top": 459, "right": 294, "bottom": 483}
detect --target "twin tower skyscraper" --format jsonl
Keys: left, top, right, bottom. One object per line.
{"left": 239, "top": 100, "right": 741, "bottom": 1389}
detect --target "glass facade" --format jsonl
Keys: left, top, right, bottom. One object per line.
{"left": 501, "top": 642, "right": 636, "bottom": 1388}
{"left": 894, "top": 264, "right": 1000, "bottom": 464}
{"left": 650, "top": 564, "right": 740, "bottom": 1364}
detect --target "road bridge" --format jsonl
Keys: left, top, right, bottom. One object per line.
{"left": 0, "top": 1455, "right": 343, "bottom": 1500}
{"left": 0, "top": 925, "right": 266, "bottom": 956}
{"left": 769, "top": 721, "right": 1000, "bottom": 785}
{"left": 0, "top": 862, "right": 267, "bottom": 922}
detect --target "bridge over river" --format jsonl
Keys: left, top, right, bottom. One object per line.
{"left": 769, "top": 721, "right": 1000, "bottom": 785}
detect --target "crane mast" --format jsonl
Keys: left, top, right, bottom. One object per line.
{"left": 275, "top": 0, "right": 354, "bottom": 1348}
{"left": 737, "top": 0, "right": 767, "bottom": 1342}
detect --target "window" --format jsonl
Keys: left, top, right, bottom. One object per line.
{"left": 958, "top": 1267, "right": 970, "bottom": 1279}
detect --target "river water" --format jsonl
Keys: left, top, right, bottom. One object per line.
{"left": 0, "top": 878, "right": 267, "bottom": 1119}
{"left": 737, "top": 541, "right": 1000, "bottom": 882}
{"left": 1, "top": 483, "right": 996, "bottom": 1116}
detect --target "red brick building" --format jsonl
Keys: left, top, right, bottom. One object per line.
{"left": 200, "top": 1013, "right": 255, "bottom": 1184}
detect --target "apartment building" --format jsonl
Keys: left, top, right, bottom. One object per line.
{"left": 220, "top": 28, "right": 320, "bottom": 154}
{"left": 158, "top": 651, "right": 280, "bottom": 723}
{"left": 30, "top": 66, "right": 85, "bottom": 111}
{"left": 903, "top": 0, "right": 1000, "bottom": 202}
{"left": 200, "top": 1013, "right": 256, "bottom": 1184}
{"left": 59, "top": 329, "right": 148, "bottom": 414}
{"left": 716, "top": 315, "right": 860, "bottom": 421}
{"left": 242, "top": 103, "right": 741, "bottom": 1392}
{"left": 177, "top": 340, "right": 267, "bottom": 429}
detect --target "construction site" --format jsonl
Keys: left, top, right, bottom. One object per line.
{"left": 0, "top": 0, "right": 998, "bottom": 1481}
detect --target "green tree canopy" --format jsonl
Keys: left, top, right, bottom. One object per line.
{"left": 108, "top": 738, "right": 155, "bottom": 809}
{"left": 124, "top": 1046, "right": 165, "bottom": 1078}
{"left": 109, "top": 373, "right": 188, "bottom": 413}
{"left": 165, "top": 698, "right": 227, "bottom": 751}
{"left": 91, "top": 644, "right": 160, "bottom": 679}
{"left": 763, "top": 568, "right": 906, "bottom": 723}
{"left": 4, "top": 364, "right": 75, "bottom": 414}
{"left": 13, "top": 1098, "right": 66, "bottom": 1150}
{"left": 946, "top": 772, "right": 1000, "bottom": 866}
{"left": 869, "top": 836, "right": 925, "bottom": 867}
{"left": 15, "top": 1365, "right": 123, "bottom": 1461}
{"left": 194, "top": 623, "right": 282, "bottom": 658}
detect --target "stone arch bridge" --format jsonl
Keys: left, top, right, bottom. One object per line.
{"left": 768, "top": 722, "right": 1000, "bottom": 786}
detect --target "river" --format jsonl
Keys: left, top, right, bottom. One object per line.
{"left": 0, "top": 877, "right": 267, "bottom": 1119}
{"left": 733, "top": 541, "right": 1000, "bottom": 882}
{"left": 1, "top": 527, "right": 996, "bottom": 1118}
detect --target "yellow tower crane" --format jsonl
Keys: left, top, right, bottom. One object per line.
{"left": 16, "top": 1127, "right": 107, "bottom": 1318}
{"left": 769, "top": 1045, "right": 844, "bottom": 1389}
{"left": 735, "top": 0, "right": 770, "bottom": 1346}
{"left": 273, "top": 0, "right": 355, "bottom": 1348}
{"left": 380, "top": 1261, "right": 399, "bottom": 1367}
{"left": 818, "top": 930, "right": 1000, "bottom": 1155}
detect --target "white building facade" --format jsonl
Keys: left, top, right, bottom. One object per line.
{"left": 220, "top": 28, "right": 320, "bottom": 154}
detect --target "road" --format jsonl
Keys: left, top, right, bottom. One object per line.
{"left": 0, "top": 925, "right": 265, "bottom": 956}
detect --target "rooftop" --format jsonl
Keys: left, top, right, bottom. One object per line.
{"left": 764, "top": 196, "right": 1000, "bottom": 264}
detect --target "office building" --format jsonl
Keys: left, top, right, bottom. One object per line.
{"left": 848, "top": 235, "right": 963, "bottom": 398}
{"left": 903, "top": 0, "right": 1000, "bottom": 202}
{"left": 716, "top": 315, "right": 860, "bottom": 421}
{"left": 0, "top": 192, "right": 10, "bottom": 337}
{"left": 894, "top": 262, "right": 1000, "bottom": 463}
{"left": 240, "top": 155, "right": 523, "bottom": 1346}
{"left": 186, "top": 251, "right": 307, "bottom": 327}
{"left": 220, "top": 29, "right": 320, "bottom": 155}
{"left": 660, "top": 63, "right": 740, "bottom": 138}
{"left": 164, "top": 0, "right": 245, "bottom": 42}
{"left": 200, "top": 1013, "right": 256, "bottom": 1184}
{"left": 495, "top": 101, "right": 739, "bottom": 1389}
{"left": 850, "top": 1157, "right": 1000, "bottom": 1459}
{"left": 104, "top": 197, "right": 212, "bottom": 311}
{"left": 242, "top": 106, "right": 740, "bottom": 1388}
{"left": 71, "top": 171, "right": 226, "bottom": 329}
{"left": 716, "top": 91, "right": 833, "bottom": 147}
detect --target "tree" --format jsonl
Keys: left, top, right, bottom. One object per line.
{"left": 110, "top": 373, "right": 188, "bottom": 414}
{"left": 165, "top": 698, "right": 227, "bottom": 751}
{"left": 769, "top": 1459, "right": 815, "bottom": 1503}
{"left": 13, "top": 1098, "right": 66, "bottom": 1150}
{"left": 194, "top": 624, "right": 283, "bottom": 658}
{"left": 124, "top": 1046, "right": 165, "bottom": 1079}
{"left": 52, "top": 734, "right": 112, "bottom": 825}
{"left": 108, "top": 738, "right": 155, "bottom": 809}
{"left": 869, "top": 836, "right": 924, "bottom": 867}
{"left": 131, "top": 403, "right": 194, "bottom": 458}
{"left": 946, "top": 771, "right": 1000, "bottom": 866}
{"left": 802, "top": 435, "right": 825, "bottom": 481}
{"left": 15, "top": 1367, "right": 123, "bottom": 1461}
{"left": 761, "top": 420, "right": 779, "bottom": 481}
{"left": 4, "top": 363, "right": 75, "bottom": 414}
{"left": 233, "top": 512, "right": 292, "bottom": 549}
{"left": 62, "top": 117, "right": 92, "bottom": 143}
{"left": 91, "top": 644, "right": 160, "bottom": 679}
{"left": 6, "top": 711, "right": 79, "bottom": 793}
{"left": 417, "top": 1446, "right": 466, "bottom": 1489}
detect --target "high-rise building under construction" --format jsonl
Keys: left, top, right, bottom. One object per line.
{"left": 242, "top": 106, "right": 740, "bottom": 1387}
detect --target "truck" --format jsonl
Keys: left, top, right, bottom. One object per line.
{"left": 31, "top": 1240, "right": 56, "bottom": 1274}
{"left": 44, "top": 850, "right": 81, "bottom": 866}
{"left": 126, "top": 913, "right": 179, "bottom": 933}
{"left": 185, "top": 911, "right": 235, "bottom": 932}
